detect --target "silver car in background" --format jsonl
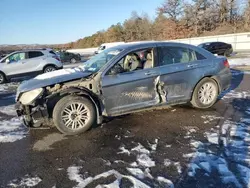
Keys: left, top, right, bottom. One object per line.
{"left": 0, "top": 48, "right": 63, "bottom": 83}
{"left": 16, "top": 42, "right": 231, "bottom": 135}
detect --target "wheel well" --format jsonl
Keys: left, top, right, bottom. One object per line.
{"left": 46, "top": 88, "right": 103, "bottom": 121}
{"left": 0, "top": 71, "right": 6, "bottom": 77}
{"left": 190, "top": 76, "right": 221, "bottom": 100}
{"left": 0, "top": 71, "right": 6, "bottom": 80}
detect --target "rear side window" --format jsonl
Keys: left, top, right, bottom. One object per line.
{"left": 158, "top": 46, "right": 206, "bottom": 66}
{"left": 28, "top": 51, "right": 44, "bottom": 58}
{"left": 49, "top": 50, "right": 56, "bottom": 55}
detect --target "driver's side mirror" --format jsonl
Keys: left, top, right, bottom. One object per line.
{"left": 109, "top": 64, "right": 125, "bottom": 75}
{"left": 5, "top": 58, "right": 10, "bottom": 64}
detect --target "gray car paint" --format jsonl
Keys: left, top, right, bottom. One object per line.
{"left": 16, "top": 42, "right": 231, "bottom": 117}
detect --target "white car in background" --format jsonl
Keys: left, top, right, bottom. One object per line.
{"left": 0, "top": 49, "right": 63, "bottom": 84}
{"left": 95, "top": 42, "right": 125, "bottom": 54}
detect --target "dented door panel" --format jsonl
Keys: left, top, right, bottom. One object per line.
{"left": 101, "top": 67, "right": 161, "bottom": 116}
{"left": 159, "top": 59, "right": 213, "bottom": 104}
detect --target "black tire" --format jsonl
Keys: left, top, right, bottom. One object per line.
{"left": 43, "top": 65, "right": 57, "bottom": 73}
{"left": 0, "top": 72, "right": 6, "bottom": 84}
{"left": 191, "top": 78, "right": 219, "bottom": 109}
{"left": 224, "top": 49, "right": 231, "bottom": 57}
{"left": 53, "top": 95, "right": 96, "bottom": 135}
{"left": 70, "top": 58, "right": 76, "bottom": 64}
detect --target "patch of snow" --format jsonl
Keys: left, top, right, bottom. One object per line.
{"left": 67, "top": 167, "right": 151, "bottom": 188}
{"left": 166, "top": 144, "right": 172, "bottom": 148}
{"left": 0, "top": 104, "right": 16, "bottom": 116}
{"left": 8, "top": 175, "right": 42, "bottom": 187}
{"left": 126, "top": 168, "right": 145, "bottom": 179}
{"left": 205, "top": 132, "right": 219, "bottom": 144}
{"left": 190, "top": 140, "right": 203, "bottom": 148}
{"left": 174, "top": 162, "right": 182, "bottom": 174}
{"left": 171, "top": 109, "right": 176, "bottom": 112}
{"left": 148, "top": 139, "right": 158, "bottom": 151}
{"left": 188, "top": 163, "right": 200, "bottom": 177}
{"left": 117, "top": 146, "right": 130, "bottom": 155}
{"left": 237, "top": 164, "right": 250, "bottom": 187}
{"left": 157, "top": 176, "right": 174, "bottom": 188}
{"left": 222, "top": 90, "right": 250, "bottom": 100}
{"left": 35, "top": 68, "right": 81, "bottom": 80}
{"left": 130, "top": 162, "right": 138, "bottom": 167}
{"left": 115, "top": 135, "right": 121, "bottom": 140}
{"left": 183, "top": 153, "right": 196, "bottom": 158}
{"left": 0, "top": 117, "right": 27, "bottom": 143}
{"left": 137, "top": 154, "right": 155, "bottom": 168}
{"left": 131, "top": 143, "right": 150, "bottom": 154}
{"left": 201, "top": 115, "right": 223, "bottom": 124}
{"left": 0, "top": 84, "right": 9, "bottom": 93}
{"left": 199, "top": 162, "right": 211, "bottom": 173}
{"left": 164, "top": 159, "right": 172, "bottom": 167}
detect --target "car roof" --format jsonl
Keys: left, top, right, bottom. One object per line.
{"left": 114, "top": 41, "right": 197, "bottom": 50}
{"left": 8, "top": 48, "right": 53, "bottom": 54}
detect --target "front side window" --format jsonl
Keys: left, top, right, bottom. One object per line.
{"left": 79, "top": 48, "right": 123, "bottom": 73}
{"left": 28, "top": 51, "right": 43, "bottom": 58}
{"left": 158, "top": 46, "right": 206, "bottom": 66}
{"left": 107, "top": 48, "right": 154, "bottom": 75}
{"left": 5, "top": 52, "right": 26, "bottom": 63}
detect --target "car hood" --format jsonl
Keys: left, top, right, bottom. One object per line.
{"left": 17, "top": 67, "right": 92, "bottom": 94}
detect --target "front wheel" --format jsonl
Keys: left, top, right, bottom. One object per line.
{"left": 191, "top": 78, "right": 219, "bottom": 109}
{"left": 53, "top": 96, "right": 96, "bottom": 135}
{"left": 0, "top": 72, "right": 6, "bottom": 84}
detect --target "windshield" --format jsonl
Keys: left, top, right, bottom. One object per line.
{"left": 79, "top": 48, "right": 122, "bottom": 72}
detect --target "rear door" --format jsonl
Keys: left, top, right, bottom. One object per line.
{"left": 24, "top": 51, "right": 45, "bottom": 73}
{"left": 156, "top": 45, "right": 213, "bottom": 104}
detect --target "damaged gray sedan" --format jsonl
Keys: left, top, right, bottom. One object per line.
{"left": 15, "top": 42, "right": 231, "bottom": 135}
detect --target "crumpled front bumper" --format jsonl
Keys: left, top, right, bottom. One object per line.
{"left": 15, "top": 102, "right": 49, "bottom": 127}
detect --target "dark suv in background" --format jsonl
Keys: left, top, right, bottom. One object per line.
{"left": 57, "top": 51, "right": 81, "bottom": 64}
{"left": 198, "top": 42, "right": 233, "bottom": 57}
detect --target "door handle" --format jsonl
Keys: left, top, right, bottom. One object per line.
{"left": 145, "top": 71, "right": 157, "bottom": 76}
{"left": 187, "top": 64, "right": 198, "bottom": 68}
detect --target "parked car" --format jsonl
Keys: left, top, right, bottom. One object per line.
{"left": 58, "top": 51, "right": 81, "bottom": 64}
{"left": 95, "top": 42, "right": 125, "bottom": 54}
{"left": 198, "top": 42, "right": 233, "bottom": 57}
{"left": 16, "top": 42, "right": 231, "bottom": 135}
{"left": 0, "top": 49, "right": 63, "bottom": 84}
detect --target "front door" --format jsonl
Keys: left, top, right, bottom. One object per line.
{"left": 101, "top": 48, "right": 160, "bottom": 116}
{"left": 2, "top": 52, "right": 28, "bottom": 76}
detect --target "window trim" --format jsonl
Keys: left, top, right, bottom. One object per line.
{"left": 105, "top": 47, "right": 157, "bottom": 76}
{"left": 27, "top": 51, "right": 44, "bottom": 59}
{"left": 156, "top": 46, "right": 207, "bottom": 68}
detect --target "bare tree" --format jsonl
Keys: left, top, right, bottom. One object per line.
{"left": 244, "top": 0, "right": 250, "bottom": 28}
{"left": 157, "top": 0, "right": 183, "bottom": 22}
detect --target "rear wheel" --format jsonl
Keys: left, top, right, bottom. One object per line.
{"left": 191, "top": 78, "right": 219, "bottom": 109}
{"left": 0, "top": 72, "right": 6, "bottom": 84}
{"left": 70, "top": 58, "right": 76, "bottom": 64}
{"left": 224, "top": 49, "right": 231, "bottom": 57}
{"left": 53, "top": 95, "right": 96, "bottom": 135}
{"left": 44, "top": 65, "right": 56, "bottom": 73}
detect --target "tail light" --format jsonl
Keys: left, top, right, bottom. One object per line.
{"left": 223, "top": 59, "right": 230, "bottom": 68}
{"left": 53, "top": 55, "right": 61, "bottom": 61}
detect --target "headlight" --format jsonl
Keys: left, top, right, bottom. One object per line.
{"left": 19, "top": 88, "right": 44, "bottom": 105}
